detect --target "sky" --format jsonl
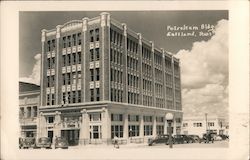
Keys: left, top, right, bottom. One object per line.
{"left": 19, "top": 11, "right": 228, "bottom": 118}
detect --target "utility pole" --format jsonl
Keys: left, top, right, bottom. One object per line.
{"left": 205, "top": 113, "right": 208, "bottom": 134}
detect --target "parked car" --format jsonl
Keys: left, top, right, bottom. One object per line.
{"left": 200, "top": 133, "right": 215, "bottom": 143}
{"left": 188, "top": 135, "right": 201, "bottom": 143}
{"left": 55, "top": 137, "right": 69, "bottom": 149}
{"left": 214, "top": 135, "right": 222, "bottom": 141}
{"left": 218, "top": 134, "right": 229, "bottom": 140}
{"left": 19, "top": 137, "right": 24, "bottom": 149}
{"left": 148, "top": 134, "right": 174, "bottom": 146}
{"left": 22, "top": 137, "right": 36, "bottom": 149}
{"left": 174, "top": 135, "right": 194, "bottom": 144}
{"left": 36, "top": 137, "right": 52, "bottom": 149}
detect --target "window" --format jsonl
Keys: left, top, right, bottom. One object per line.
{"left": 193, "top": 123, "right": 202, "bottom": 127}
{"left": 90, "top": 69, "right": 94, "bottom": 81}
{"left": 111, "top": 114, "right": 123, "bottom": 121}
{"left": 143, "top": 116, "right": 152, "bottom": 122}
{"left": 67, "top": 73, "right": 71, "bottom": 85}
{"left": 77, "top": 33, "right": 81, "bottom": 45}
{"left": 72, "top": 91, "right": 76, "bottom": 103}
{"left": 62, "top": 55, "right": 66, "bottom": 67}
{"left": 63, "top": 74, "right": 66, "bottom": 85}
{"left": 63, "top": 37, "right": 66, "bottom": 48}
{"left": 89, "top": 113, "right": 101, "bottom": 121}
{"left": 156, "top": 125, "right": 164, "bottom": 135}
{"left": 96, "top": 88, "right": 100, "bottom": 101}
{"left": 90, "top": 30, "right": 94, "bottom": 42}
{"left": 67, "top": 92, "right": 71, "bottom": 104}
{"left": 73, "top": 34, "right": 76, "bottom": 46}
{"left": 176, "top": 118, "right": 182, "bottom": 123}
{"left": 47, "top": 58, "right": 51, "bottom": 69}
{"left": 51, "top": 94, "right": 55, "bottom": 105}
{"left": 95, "top": 28, "right": 99, "bottom": 41}
{"left": 48, "top": 116, "right": 54, "bottom": 123}
{"left": 144, "top": 125, "right": 153, "bottom": 136}
{"left": 90, "top": 49, "right": 94, "bottom": 61}
{"left": 96, "top": 68, "right": 100, "bottom": 81}
{"left": 67, "top": 54, "right": 71, "bottom": 66}
{"left": 52, "top": 39, "right": 55, "bottom": 50}
{"left": 62, "top": 92, "right": 66, "bottom": 104}
{"left": 128, "top": 125, "right": 139, "bottom": 137}
{"left": 47, "top": 76, "right": 50, "bottom": 87}
{"left": 47, "top": 94, "right": 50, "bottom": 105}
{"left": 96, "top": 48, "right": 99, "bottom": 60}
{"left": 128, "top": 115, "right": 139, "bottom": 122}
{"left": 183, "top": 123, "right": 188, "bottom": 127}
{"left": 90, "top": 89, "right": 94, "bottom": 101}
{"left": 27, "top": 107, "right": 31, "bottom": 118}
{"left": 51, "top": 75, "right": 55, "bottom": 87}
{"left": 208, "top": 122, "right": 215, "bottom": 127}
{"left": 111, "top": 125, "right": 123, "bottom": 138}
{"left": 77, "top": 90, "right": 81, "bottom": 103}
{"left": 72, "top": 53, "right": 76, "bottom": 65}
{"left": 47, "top": 40, "right": 51, "bottom": 51}
{"left": 67, "top": 36, "right": 71, "bottom": 47}
{"left": 77, "top": 52, "right": 81, "bottom": 64}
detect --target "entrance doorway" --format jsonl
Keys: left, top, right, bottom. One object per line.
{"left": 61, "top": 130, "right": 79, "bottom": 146}
{"left": 48, "top": 131, "right": 53, "bottom": 143}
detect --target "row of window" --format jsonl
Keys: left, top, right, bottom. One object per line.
{"left": 155, "top": 68, "right": 163, "bottom": 83}
{"left": 142, "top": 46, "right": 152, "bottom": 61}
{"left": 155, "top": 98, "right": 164, "bottom": 108}
{"left": 110, "top": 49, "right": 123, "bottom": 65}
{"left": 127, "top": 39, "right": 138, "bottom": 53}
{"left": 62, "top": 33, "right": 82, "bottom": 48}
{"left": 154, "top": 52, "right": 163, "bottom": 66}
{"left": 127, "top": 74, "right": 139, "bottom": 88}
{"left": 90, "top": 48, "right": 100, "bottom": 62}
{"left": 62, "top": 71, "right": 81, "bottom": 85}
{"left": 47, "top": 39, "right": 56, "bottom": 52}
{"left": 90, "top": 88, "right": 100, "bottom": 102}
{"left": 19, "top": 106, "right": 38, "bottom": 118}
{"left": 90, "top": 28, "right": 100, "bottom": 42}
{"left": 155, "top": 83, "right": 164, "bottom": 97}
{"left": 62, "top": 91, "right": 82, "bottom": 104}
{"left": 110, "top": 69, "right": 123, "bottom": 84}
{"left": 62, "top": 52, "right": 81, "bottom": 67}
{"left": 110, "top": 88, "right": 123, "bottom": 102}
{"left": 142, "top": 95, "right": 153, "bottom": 107}
{"left": 47, "top": 76, "right": 55, "bottom": 87}
{"left": 128, "top": 92, "right": 140, "bottom": 105}
{"left": 47, "top": 57, "right": 55, "bottom": 69}
{"left": 142, "top": 79, "right": 152, "bottom": 92}
{"left": 127, "top": 56, "right": 138, "bottom": 71}
{"left": 142, "top": 63, "right": 152, "bottom": 77}
{"left": 110, "top": 29, "right": 123, "bottom": 47}
{"left": 47, "top": 94, "right": 55, "bottom": 105}
{"left": 90, "top": 68, "right": 100, "bottom": 81}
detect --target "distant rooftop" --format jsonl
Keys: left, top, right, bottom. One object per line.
{"left": 19, "top": 82, "right": 40, "bottom": 93}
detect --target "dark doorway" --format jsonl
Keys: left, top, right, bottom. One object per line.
{"left": 61, "top": 130, "right": 79, "bottom": 146}
{"left": 48, "top": 131, "right": 53, "bottom": 143}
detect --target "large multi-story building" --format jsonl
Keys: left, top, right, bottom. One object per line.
{"left": 19, "top": 82, "right": 40, "bottom": 138}
{"left": 39, "top": 12, "right": 182, "bottom": 146}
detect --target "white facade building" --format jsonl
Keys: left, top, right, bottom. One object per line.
{"left": 182, "top": 115, "right": 228, "bottom": 137}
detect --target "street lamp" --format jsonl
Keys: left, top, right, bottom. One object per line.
{"left": 165, "top": 113, "right": 174, "bottom": 148}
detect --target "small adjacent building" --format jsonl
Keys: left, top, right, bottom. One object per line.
{"left": 182, "top": 115, "right": 228, "bottom": 137}
{"left": 19, "top": 82, "right": 40, "bottom": 138}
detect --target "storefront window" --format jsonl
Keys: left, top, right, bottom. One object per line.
{"left": 111, "top": 125, "right": 123, "bottom": 138}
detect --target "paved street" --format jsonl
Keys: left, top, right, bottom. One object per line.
{"left": 67, "top": 140, "right": 228, "bottom": 149}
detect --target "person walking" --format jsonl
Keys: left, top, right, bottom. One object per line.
{"left": 113, "top": 136, "right": 119, "bottom": 149}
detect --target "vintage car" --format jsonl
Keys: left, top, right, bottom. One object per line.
{"left": 200, "top": 133, "right": 215, "bottom": 143}
{"left": 55, "top": 137, "right": 69, "bottom": 149}
{"left": 36, "top": 137, "right": 52, "bottom": 149}
{"left": 174, "top": 135, "right": 194, "bottom": 144}
{"left": 22, "top": 137, "right": 36, "bottom": 149}
{"left": 148, "top": 134, "right": 175, "bottom": 146}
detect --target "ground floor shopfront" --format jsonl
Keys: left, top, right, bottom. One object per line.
{"left": 38, "top": 102, "right": 182, "bottom": 146}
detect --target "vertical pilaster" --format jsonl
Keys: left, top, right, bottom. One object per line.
{"left": 139, "top": 113, "right": 144, "bottom": 138}
{"left": 56, "top": 25, "right": 61, "bottom": 105}
{"left": 171, "top": 56, "right": 176, "bottom": 110}
{"left": 137, "top": 33, "right": 143, "bottom": 105}
{"left": 100, "top": 12, "right": 111, "bottom": 101}
{"left": 80, "top": 109, "right": 89, "bottom": 144}
{"left": 41, "top": 29, "right": 47, "bottom": 106}
{"left": 82, "top": 17, "right": 88, "bottom": 103}
{"left": 38, "top": 112, "right": 47, "bottom": 138}
{"left": 54, "top": 111, "right": 61, "bottom": 138}
{"left": 123, "top": 112, "right": 128, "bottom": 139}
{"left": 162, "top": 49, "right": 166, "bottom": 109}
{"left": 150, "top": 41, "right": 155, "bottom": 107}
{"left": 101, "top": 107, "right": 111, "bottom": 141}
{"left": 152, "top": 114, "right": 157, "bottom": 137}
{"left": 122, "top": 24, "right": 128, "bottom": 103}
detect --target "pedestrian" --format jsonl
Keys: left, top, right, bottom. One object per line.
{"left": 113, "top": 136, "right": 119, "bottom": 149}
